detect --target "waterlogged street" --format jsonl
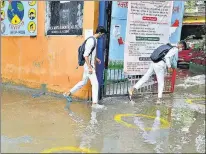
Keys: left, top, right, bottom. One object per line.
{"left": 1, "top": 70, "right": 205, "bottom": 153}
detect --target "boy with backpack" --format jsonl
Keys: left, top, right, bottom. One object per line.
{"left": 128, "top": 42, "right": 184, "bottom": 104}
{"left": 64, "top": 26, "right": 107, "bottom": 109}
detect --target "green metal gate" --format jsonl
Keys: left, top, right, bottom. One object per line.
{"left": 101, "top": 67, "right": 176, "bottom": 98}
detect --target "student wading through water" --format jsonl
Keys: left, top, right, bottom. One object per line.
{"left": 128, "top": 41, "right": 186, "bottom": 104}
{"left": 64, "top": 26, "right": 107, "bottom": 109}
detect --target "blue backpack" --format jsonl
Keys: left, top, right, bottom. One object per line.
{"left": 150, "top": 44, "right": 174, "bottom": 63}
{"left": 77, "top": 36, "right": 96, "bottom": 67}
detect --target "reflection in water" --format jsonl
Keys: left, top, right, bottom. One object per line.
{"left": 64, "top": 98, "right": 100, "bottom": 150}
{"left": 134, "top": 110, "right": 162, "bottom": 144}
{"left": 79, "top": 109, "right": 99, "bottom": 149}
{"left": 64, "top": 98, "right": 84, "bottom": 123}
{"left": 133, "top": 106, "right": 172, "bottom": 153}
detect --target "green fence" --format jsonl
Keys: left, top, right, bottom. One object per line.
{"left": 101, "top": 67, "right": 175, "bottom": 98}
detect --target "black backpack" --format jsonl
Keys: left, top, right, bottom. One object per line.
{"left": 77, "top": 36, "right": 96, "bottom": 68}
{"left": 150, "top": 43, "right": 174, "bottom": 63}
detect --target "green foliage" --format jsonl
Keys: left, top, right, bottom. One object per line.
{"left": 108, "top": 60, "right": 124, "bottom": 69}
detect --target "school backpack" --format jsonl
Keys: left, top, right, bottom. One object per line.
{"left": 77, "top": 36, "right": 96, "bottom": 67}
{"left": 150, "top": 44, "right": 174, "bottom": 63}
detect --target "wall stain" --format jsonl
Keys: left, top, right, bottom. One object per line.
{"left": 33, "top": 61, "right": 44, "bottom": 68}
{"left": 68, "top": 76, "right": 70, "bottom": 83}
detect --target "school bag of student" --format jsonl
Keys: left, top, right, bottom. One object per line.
{"left": 150, "top": 43, "right": 174, "bottom": 63}
{"left": 77, "top": 36, "right": 96, "bottom": 68}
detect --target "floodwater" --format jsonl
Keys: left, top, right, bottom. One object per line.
{"left": 1, "top": 69, "right": 205, "bottom": 153}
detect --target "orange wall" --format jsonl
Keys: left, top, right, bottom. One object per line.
{"left": 1, "top": 1, "right": 99, "bottom": 99}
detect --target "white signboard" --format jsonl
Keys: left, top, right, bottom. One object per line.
{"left": 124, "top": 1, "right": 173, "bottom": 75}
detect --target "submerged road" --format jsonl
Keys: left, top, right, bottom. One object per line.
{"left": 1, "top": 70, "right": 205, "bottom": 153}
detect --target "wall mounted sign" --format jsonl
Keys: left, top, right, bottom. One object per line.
{"left": 1, "top": 0, "right": 37, "bottom": 36}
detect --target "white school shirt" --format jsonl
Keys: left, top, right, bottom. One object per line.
{"left": 164, "top": 47, "right": 178, "bottom": 68}
{"left": 83, "top": 37, "right": 97, "bottom": 71}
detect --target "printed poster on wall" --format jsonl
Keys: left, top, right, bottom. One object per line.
{"left": 124, "top": 1, "right": 173, "bottom": 75}
{"left": 108, "top": 2, "right": 128, "bottom": 80}
{"left": 109, "top": 1, "right": 128, "bottom": 69}
{"left": 169, "top": 1, "right": 185, "bottom": 45}
{"left": 1, "top": 1, "right": 37, "bottom": 36}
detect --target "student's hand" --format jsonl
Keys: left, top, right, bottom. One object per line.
{"left": 88, "top": 67, "right": 93, "bottom": 74}
{"left": 96, "top": 58, "right": 101, "bottom": 65}
{"left": 168, "top": 68, "right": 173, "bottom": 73}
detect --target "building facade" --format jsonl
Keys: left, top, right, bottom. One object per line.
{"left": 1, "top": 1, "right": 99, "bottom": 99}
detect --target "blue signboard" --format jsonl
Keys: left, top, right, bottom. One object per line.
{"left": 109, "top": 19, "right": 127, "bottom": 61}
{"left": 1, "top": 1, "right": 37, "bottom": 36}
{"left": 111, "top": 1, "right": 128, "bottom": 19}
{"left": 169, "top": 1, "right": 185, "bottom": 45}
{"left": 108, "top": 1, "right": 128, "bottom": 69}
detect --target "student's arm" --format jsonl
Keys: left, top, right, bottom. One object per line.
{"left": 165, "top": 47, "right": 178, "bottom": 71}
{"left": 165, "top": 57, "right": 171, "bottom": 68}
{"left": 84, "top": 39, "right": 94, "bottom": 73}
{"left": 84, "top": 57, "right": 92, "bottom": 68}
{"left": 172, "top": 52, "right": 178, "bottom": 69}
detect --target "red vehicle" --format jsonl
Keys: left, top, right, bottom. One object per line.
{"left": 178, "top": 48, "right": 193, "bottom": 65}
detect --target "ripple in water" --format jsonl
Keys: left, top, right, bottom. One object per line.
{"left": 1, "top": 136, "right": 33, "bottom": 144}
{"left": 176, "top": 75, "right": 205, "bottom": 88}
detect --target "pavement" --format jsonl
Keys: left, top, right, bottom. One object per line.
{"left": 1, "top": 69, "right": 205, "bottom": 153}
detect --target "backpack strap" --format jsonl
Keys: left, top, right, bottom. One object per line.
{"left": 88, "top": 37, "right": 97, "bottom": 56}
{"left": 76, "top": 37, "right": 96, "bottom": 69}
{"left": 162, "top": 43, "right": 174, "bottom": 63}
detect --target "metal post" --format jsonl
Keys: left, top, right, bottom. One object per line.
{"left": 97, "top": 1, "right": 106, "bottom": 100}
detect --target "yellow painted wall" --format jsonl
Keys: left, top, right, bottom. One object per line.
{"left": 1, "top": 1, "right": 99, "bottom": 99}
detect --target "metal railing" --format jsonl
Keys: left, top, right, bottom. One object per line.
{"left": 101, "top": 68, "right": 176, "bottom": 98}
